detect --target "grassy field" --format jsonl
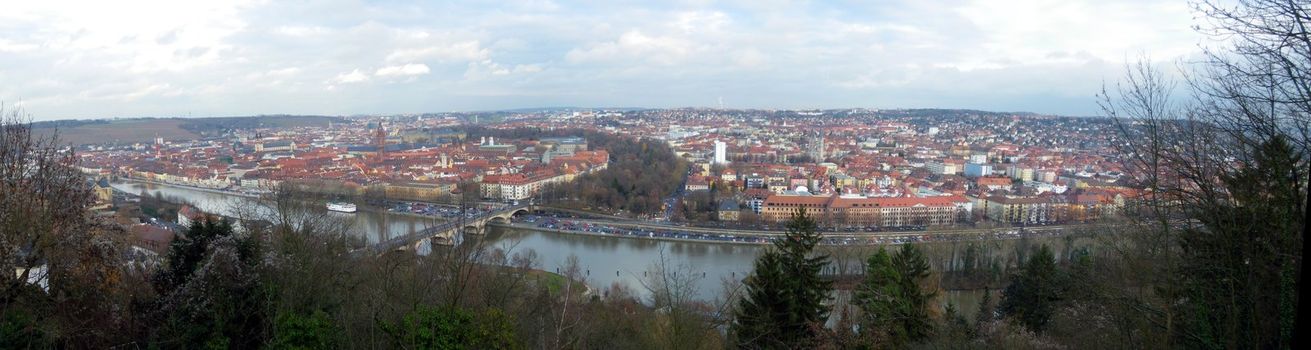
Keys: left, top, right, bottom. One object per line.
{"left": 527, "top": 269, "right": 590, "bottom": 296}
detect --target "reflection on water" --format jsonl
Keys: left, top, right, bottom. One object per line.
{"left": 110, "top": 181, "right": 438, "bottom": 244}
{"left": 481, "top": 226, "right": 763, "bottom": 301}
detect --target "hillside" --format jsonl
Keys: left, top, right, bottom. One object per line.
{"left": 34, "top": 119, "right": 201, "bottom": 145}
{"left": 32, "top": 115, "right": 344, "bottom": 145}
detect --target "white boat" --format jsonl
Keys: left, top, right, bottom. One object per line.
{"left": 326, "top": 202, "right": 357, "bottom": 213}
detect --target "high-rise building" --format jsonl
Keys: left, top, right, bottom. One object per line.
{"left": 964, "top": 163, "right": 993, "bottom": 178}
{"left": 714, "top": 141, "right": 728, "bottom": 164}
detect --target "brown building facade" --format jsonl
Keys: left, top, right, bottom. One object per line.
{"left": 760, "top": 194, "right": 970, "bottom": 228}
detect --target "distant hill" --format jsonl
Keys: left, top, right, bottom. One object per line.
{"left": 874, "top": 108, "right": 1042, "bottom": 117}
{"left": 34, "top": 119, "right": 201, "bottom": 146}
{"left": 32, "top": 115, "right": 345, "bottom": 145}
{"left": 174, "top": 115, "right": 344, "bottom": 135}
{"left": 480, "top": 106, "right": 649, "bottom": 113}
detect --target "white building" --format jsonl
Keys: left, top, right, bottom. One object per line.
{"left": 926, "top": 161, "right": 959, "bottom": 175}
{"left": 1008, "top": 166, "right": 1035, "bottom": 182}
{"left": 713, "top": 141, "right": 728, "bottom": 164}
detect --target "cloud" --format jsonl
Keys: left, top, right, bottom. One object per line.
{"left": 265, "top": 67, "right": 301, "bottom": 77}
{"left": 566, "top": 30, "right": 699, "bottom": 66}
{"left": 948, "top": 0, "right": 1195, "bottom": 69}
{"left": 334, "top": 69, "right": 370, "bottom": 84}
{"left": 0, "top": 39, "right": 39, "bottom": 53}
{"left": 386, "top": 41, "right": 489, "bottom": 63}
{"left": 0, "top": 0, "right": 1206, "bottom": 119}
{"left": 273, "top": 25, "right": 330, "bottom": 37}
{"left": 375, "top": 63, "right": 430, "bottom": 77}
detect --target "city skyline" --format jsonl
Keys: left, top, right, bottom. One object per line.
{"left": 2, "top": 0, "right": 1202, "bottom": 121}
{"left": 1, "top": 1, "right": 1304, "bottom": 348}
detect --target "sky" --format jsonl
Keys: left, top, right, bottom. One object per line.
{"left": 0, "top": 0, "right": 1205, "bottom": 121}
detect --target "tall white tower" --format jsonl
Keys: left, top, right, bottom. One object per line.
{"left": 714, "top": 141, "right": 728, "bottom": 164}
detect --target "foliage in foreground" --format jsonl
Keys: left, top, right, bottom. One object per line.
{"left": 732, "top": 208, "right": 833, "bottom": 349}
{"left": 853, "top": 244, "right": 938, "bottom": 347}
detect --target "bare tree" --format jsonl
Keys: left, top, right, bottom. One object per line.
{"left": 1096, "top": 59, "right": 1201, "bottom": 348}
{"left": 1192, "top": 1, "right": 1308, "bottom": 347}
{"left": 1090, "top": 2, "right": 1309, "bottom": 347}
{"left": 1, "top": 105, "right": 138, "bottom": 347}
{"left": 477, "top": 238, "right": 538, "bottom": 308}
{"left": 636, "top": 248, "right": 728, "bottom": 349}
{"left": 1193, "top": 0, "right": 1311, "bottom": 155}
{"left": 234, "top": 181, "right": 357, "bottom": 241}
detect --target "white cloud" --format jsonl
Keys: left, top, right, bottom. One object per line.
{"left": 386, "top": 41, "right": 489, "bottom": 63}
{"left": 273, "top": 25, "right": 330, "bottom": 37}
{"left": 949, "top": 0, "right": 1195, "bottom": 69}
{"left": 0, "top": 39, "right": 39, "bottom": 53}
{"left": 565, "top": 30, "right": 699, "bottom": 65}
{"left": 334, "top": 69, "right": 370, "bottom": 84}
{"left": 265, "top": 67, "right": 301, "bottom": 77}
{"left": 375, "top": 63, "right": 431, "bottom": 77}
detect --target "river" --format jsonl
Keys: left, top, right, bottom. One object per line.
{"left": 112, "top": 181, "right": 437, "bottom": 244}
{"left": 112, "top": 180, "right": 1080, "bottom": 312}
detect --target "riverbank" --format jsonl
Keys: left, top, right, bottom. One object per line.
{"left": 502, "top": 216, "right": 1094, "bottom": 246}
{"left": 492, "top": 222, "right": 770, "bottom": 246}
{"left": 529, "top": 207, "right": 1088, "bottom": 238}
{"left": 118, "top": 176, "right": 260, "bottom": 198}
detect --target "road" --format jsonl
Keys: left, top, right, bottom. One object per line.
{"left": 521, "top": 212, "right": 1096, "bottom": 237}
{"left": 660, "top": 167, "right": 692, "bottom": 222}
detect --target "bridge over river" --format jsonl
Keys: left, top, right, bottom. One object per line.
{"left": 369, "top": 204, "right": 532, "bottom": 254}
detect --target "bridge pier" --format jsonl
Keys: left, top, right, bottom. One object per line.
{"left": 463, "top": 224, "right": 485, "bottom": 235}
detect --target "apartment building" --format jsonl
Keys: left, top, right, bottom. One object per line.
{"left": 760, "top": 193, "right": 970, "bottom": 228}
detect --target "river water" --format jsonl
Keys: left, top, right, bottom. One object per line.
{"left": 114, "top": 180, "right": 1033, "bottom": 311}
{"left": 112, "top": 181, "right": 437, "bottom": 244}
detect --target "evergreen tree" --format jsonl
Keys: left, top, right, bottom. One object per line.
{"left": 157, "top": 218, "right": 238, "bottom": 291}
{"left": 999, "top": 245, "right": 1063, "bottom": 334}
{"left": 940, "top": 302, "right": 973, "bottom": 342}
{"left": 1176, "top": 135, "right": 1305, "bottom": 348}
{"left": 853, "top": 244, "right": 937, "bottom": 346}
{"left": 731, "top": 251, "right": 788, "bottom": 348}
{"left": 732, "top": 208, "right": 832, "bottom": 349}
{"left": 853, "top": 247, "right": 902, "bottom": 345}
{"left": 974, "top": 288, "right": 993, "bottom": 330}
{"left": 891, "top": 243, "right": 936, "bottom": 341}
{"left": 152, "top": 217, "right": 268, "bottom": 348}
